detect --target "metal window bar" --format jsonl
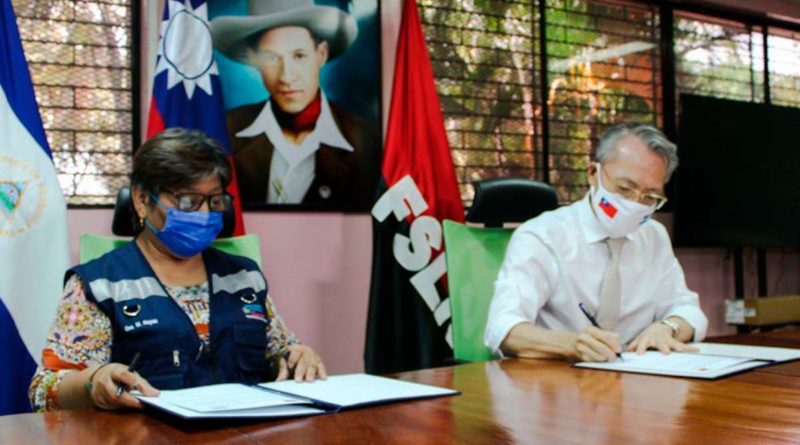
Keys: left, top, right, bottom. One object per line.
{"left": 13, "top": 0, "right": 134, "bottom": 205}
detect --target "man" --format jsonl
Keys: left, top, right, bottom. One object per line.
{"left": 484, "top": 123, "right": 708, "bottom": 362}
{"left": 210, "top": 0, "right": 379, "bottom": 206}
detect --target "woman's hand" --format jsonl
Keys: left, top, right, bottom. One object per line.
{"left": 88, "top": 363, "right": 159, "bottom": 410}
{"left": 276, "top": 345, "right": 328, "bottom": 382}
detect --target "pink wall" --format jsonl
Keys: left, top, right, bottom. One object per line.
{"left": 66, "top": 206, "right": 798, "bottom": 374}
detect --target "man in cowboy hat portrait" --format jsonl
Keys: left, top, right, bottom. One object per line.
{"left": 210, "top": 0, "right": 380, "bottom": 208}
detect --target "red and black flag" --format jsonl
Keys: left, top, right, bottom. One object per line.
{"left": 365, "top": 0, "right": 465, "bottom": 374}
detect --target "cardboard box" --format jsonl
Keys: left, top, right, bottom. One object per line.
{"left": 725, "top": 295, "right": 800, "bottom": 326}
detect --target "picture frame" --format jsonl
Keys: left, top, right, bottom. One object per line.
{"left": 208, "top": 0, "right": 382, "bottom": 212}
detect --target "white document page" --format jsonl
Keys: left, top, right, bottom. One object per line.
{"left": 575, "top": 351, "right": 769, "bottom": 379}
{"left": 260, "top": 373, "right": 458, "bottom": 408}
{"left": 136, "top": 395, "right": 325, "bottom": 419}
{"left": 147, "top": 383, "right": 306, "bottom": 413}
{"left": 694, "top": 342, "right": 800, "bottom": 362}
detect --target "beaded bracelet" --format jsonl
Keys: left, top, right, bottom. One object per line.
{"left": 84, "top": 363, "right": 112, "bottom": 395}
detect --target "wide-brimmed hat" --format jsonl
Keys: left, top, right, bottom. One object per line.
{"left": 210, "top": 0, "right": 358, "bottom": 65}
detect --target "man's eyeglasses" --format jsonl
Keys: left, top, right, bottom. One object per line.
{"left": 163, "top": 191, "right": 233, "bottom": 212}
{"left": 599, "top": 166, "right": 668, "bottom": 210}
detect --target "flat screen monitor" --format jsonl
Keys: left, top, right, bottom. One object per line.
{"left": 673, "top": 94, "right": 800, "bottom": 248}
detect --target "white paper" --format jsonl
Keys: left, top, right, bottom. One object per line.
{"left": 575, "top": 351, "right": 770, "bottom": 379}
{"left": 137, "top": 394, "right": 325, "bottom": 419}
{"left": 259, "top": 373, "right": 458, "bottom": 408}
{"left": 133, "top": 373, "right": 457, "bottom": 419}
{"left": 694, "top": 342, "right": 800, "bottom": 362}
{"left": 148, "top": 383, "right": 307, "bottom": 413}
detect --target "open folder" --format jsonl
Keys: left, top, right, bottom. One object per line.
{"left": 134, "top": 373, "right": 459, "bottom": 419}
{"left": 574, "top": 342, "right": 800, "bottom": 379}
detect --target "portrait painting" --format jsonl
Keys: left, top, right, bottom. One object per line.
{"left": 208, "top": 0, "right": 381, "bottom": 210}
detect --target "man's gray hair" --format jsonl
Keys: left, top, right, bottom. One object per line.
{"left": 595, "top": 123, "right": 679, "bottom": 182}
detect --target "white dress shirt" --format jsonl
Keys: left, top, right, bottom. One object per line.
{"left": 235, "top": 93, "right": 355, "bottom": 204}
{"left": 484, "top": 194, "right": 708, "bottom": 354}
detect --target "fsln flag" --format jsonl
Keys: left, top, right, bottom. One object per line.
{"left": 365, "top": 0, "right": 465, "bottom": 374}
{"left": 146, "top": 0, "right": 245, "bottom": 235}
{"left": 0, "top": 0, "right": 70, "bottom": 414}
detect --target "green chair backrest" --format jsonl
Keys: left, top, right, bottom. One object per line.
{"left": 443, "top": 220, "right": 513, "bottom": 362}
{"left": 78, "top": 233, "right": 263, "bottom": 268}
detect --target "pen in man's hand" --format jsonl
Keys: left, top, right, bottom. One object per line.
{"left": 577, "top": 302, "right": 623, "bottom": 360}
{"left": 116, "top": 352, "right": 141, "bottom": 397}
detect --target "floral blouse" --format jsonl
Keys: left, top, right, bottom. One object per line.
{"left": 28, "top": 274, "right": 298, "bottom": 412}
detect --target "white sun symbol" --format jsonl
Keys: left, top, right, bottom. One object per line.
{"left": 154, "top": 0, "right": 217, "bottom": 99}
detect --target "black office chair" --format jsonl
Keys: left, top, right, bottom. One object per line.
{"left": 465, "top": 177, "right": 559, "bottom": 227}
{"left": 111, "top": 186, "right": 236, "bottom": 238}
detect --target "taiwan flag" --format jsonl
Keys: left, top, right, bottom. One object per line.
{"left": 364, "top": 0, "right": 465, "bottom": 374}
{"left": 146, "top": 0, "right": 244, "bottom": 235}
{"left": 0, "top": 0, "right": 70, "bottom": 414}
{"left": 599, "top": 197, "right": 618, "bottom": 218}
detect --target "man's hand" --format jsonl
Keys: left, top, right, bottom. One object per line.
{"left": 627, "top": 322, "right": 699, "bottom": 355}
{"left": 572, "top": 326, "right": 622, "bottom": 362}
{"left": 276, "top": 345, "right": 328, "bottom": 382}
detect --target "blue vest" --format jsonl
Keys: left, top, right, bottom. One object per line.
{"left": 69, "top": 242, "right": 275, "bottom": 389}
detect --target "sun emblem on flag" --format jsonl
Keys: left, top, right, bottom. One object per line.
{"left": 154, "top": 0, "right": 218, "bottom": 99}
{"left": 0, "top": 182, "right": 25, "bottom": 214}
{"left": 0, "top": 156, "right": 45, "bottom": 237}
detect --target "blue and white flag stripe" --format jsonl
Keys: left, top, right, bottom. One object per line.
{"left": 0, "top": 0, "right": 70, "bottom": 415}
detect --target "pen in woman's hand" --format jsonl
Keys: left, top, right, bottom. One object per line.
{"left": 116, "top": 352, "right": 141, "bottom": 397}
{"left": 578, "top": 303, "right": 623, "bottom": 360}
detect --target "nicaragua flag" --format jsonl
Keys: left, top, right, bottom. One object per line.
{"left": 0, "top": 0, "right": 70, "bottom": 415}
{"left": 146, "top": 0, "right": 245, "bottom": 235}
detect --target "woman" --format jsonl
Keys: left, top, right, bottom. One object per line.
{"left": 29, "top": 128, "right": 326, "bottom": 412}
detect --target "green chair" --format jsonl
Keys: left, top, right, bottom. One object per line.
{"left": 78, "top": 233, "right": 263, "bottom": 267}
{"left": 443, "top": 220, "right": 513, "bottom": 362}
{"left": 445, "top": 177, "right": 559, "bottom": 362}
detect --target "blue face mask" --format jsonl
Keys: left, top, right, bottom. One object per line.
{"left": 145, "top": 194, "right": 223, "bottom": 258}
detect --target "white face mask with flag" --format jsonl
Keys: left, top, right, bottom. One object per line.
{"left": 590, "top": 164, "right": 656, "bottom": 239}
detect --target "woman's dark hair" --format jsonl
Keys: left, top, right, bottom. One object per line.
{"left": 131, "top": 128, "right": 231, "bottom": 194}
{"left": 129, "top": 128, "right": 230, "bottom": 231}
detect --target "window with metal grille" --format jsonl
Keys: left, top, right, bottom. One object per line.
{"left": 674, "top": 12, "right": 765, "bottom": 103}
{"left": 544, "top": 0, "right": 661, "bottom": 203}
{"left": 768, "top": 27, "right": 800, "bottom": 108}
{"left": 418, "top": 0, "right": 542, "bottom": 205}
{"left": 12, "top": 0, "right": 135, "bottom": 206}
{"left": 420, "top": 0, "right": 661, "bottom": 204}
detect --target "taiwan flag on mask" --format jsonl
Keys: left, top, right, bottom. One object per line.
{"left": 599, "top": 197, "right": 617, "bottom": 218}
{"left": 146, "top": 0, "right": 244, "bottom": 235}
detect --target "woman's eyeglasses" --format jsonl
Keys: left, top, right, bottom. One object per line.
{"left": 163, "top": 191, "right": 233, "bottom": 212}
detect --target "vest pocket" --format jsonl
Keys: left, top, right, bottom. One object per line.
{"left": 233, "top": 324, "right": 272, "bottom": 382}
{"left": 137, "top": 349, "right": 187, "bottom": 390}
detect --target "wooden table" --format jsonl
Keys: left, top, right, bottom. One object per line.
{"left": 3, "top": 331, "right": 800, "bottom": 444}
